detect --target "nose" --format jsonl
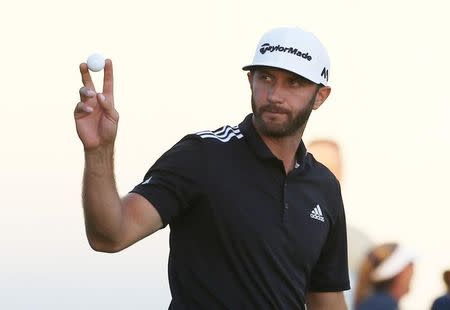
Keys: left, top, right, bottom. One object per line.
{"left": 267, "top": 82, "right": 285, "bottom": 104}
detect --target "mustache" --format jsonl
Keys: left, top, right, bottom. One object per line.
{"left": 260, "top": 104, "right": 290, "bottom": 114}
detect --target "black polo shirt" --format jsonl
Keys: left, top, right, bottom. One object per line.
{"left": 131, "top": 114, "right": 349, "bottom": 310}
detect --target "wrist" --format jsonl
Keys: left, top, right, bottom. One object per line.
{"left": 84, "top": 146, "right": 115, "bottom": 173}
{"left": 84, "top": 144, "right": 114, "bottom": 156}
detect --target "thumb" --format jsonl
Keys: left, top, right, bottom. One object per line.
{"left": 97, "top": 93, "right": 119, "bottom": 122}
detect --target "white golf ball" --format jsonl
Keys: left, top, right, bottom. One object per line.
{"left": 86, "top": 53, "right": 105, "bottom": 72}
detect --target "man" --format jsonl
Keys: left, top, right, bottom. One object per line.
{"left": 74, "top": 27, "right": 349, "bottom": 309}
{"left": 431, "top": 270, "right": 450, "bottom": 310}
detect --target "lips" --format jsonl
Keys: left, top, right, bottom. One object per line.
{"left": 262, "top": 106, "right": 289, "bottom": 114}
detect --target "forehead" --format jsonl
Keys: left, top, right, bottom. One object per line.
{"left": 253, "top": 66, "right": 305, "bottom": 79}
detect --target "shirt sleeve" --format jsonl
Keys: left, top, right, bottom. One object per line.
{"left": 130, "top": 135, "right": 205, "bottom": 228}
{"left": 308, "top": 180, "right": 350, "bottom": 292}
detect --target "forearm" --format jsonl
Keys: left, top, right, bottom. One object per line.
{"left": 82, "top": 146, "right": 123, "bottom": 250}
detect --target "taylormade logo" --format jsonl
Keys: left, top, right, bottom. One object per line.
{"left": 259, "top": 43, "right": 312, "bottom": 61}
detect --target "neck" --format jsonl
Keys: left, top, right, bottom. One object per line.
{"left": 258, "top": 129, "right": 305, "bottom": 174}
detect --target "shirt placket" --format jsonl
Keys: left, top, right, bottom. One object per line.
{"left": 282, "top": 178, "right": 289, "bottom": 223}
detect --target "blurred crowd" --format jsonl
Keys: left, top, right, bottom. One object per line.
{"left": 307, "top": 139, "right": 450, "bottom": 310}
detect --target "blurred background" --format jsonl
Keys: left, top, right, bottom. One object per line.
{"left": 0, "top": 0, "right": 449, "bottom": 309}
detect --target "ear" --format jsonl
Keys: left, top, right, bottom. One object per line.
{"left": 312, "top": 86, "right": 331, "bottom": 110}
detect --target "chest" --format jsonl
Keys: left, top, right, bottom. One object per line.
{"left": 204, "top": 158, "right": 333, "bottom": 265}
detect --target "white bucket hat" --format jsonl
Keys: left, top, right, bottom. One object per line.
{"left": 243, "top": 27, "right": 330, "bottom": 86}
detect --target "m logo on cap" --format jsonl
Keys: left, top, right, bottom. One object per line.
{"left": 321, "top": 67, "right": 329, "bottom": 82}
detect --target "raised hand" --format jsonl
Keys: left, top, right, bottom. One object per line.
{"left": 74, "top": 59, "right": 119, "bottom": 151}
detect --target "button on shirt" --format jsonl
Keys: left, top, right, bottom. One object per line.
{"left": 132, "top": 114, "right": 350, "bottom": 309}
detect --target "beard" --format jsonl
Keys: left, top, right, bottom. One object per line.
{"left": 251, "top": 91, "right": 317, "bottom": 138}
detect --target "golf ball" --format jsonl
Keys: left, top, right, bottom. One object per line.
{"left": 86, "top": 53, "right": 105, "bottom": 72}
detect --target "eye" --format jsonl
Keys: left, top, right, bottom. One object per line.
{"left": 290, "top": 77, "right": 314, "bottom": 88}
{"left": 258, "top": 73, "right": 273, "bottom": 82}
{"left": 289, "top": 78, "right": 305, "bottom": 87}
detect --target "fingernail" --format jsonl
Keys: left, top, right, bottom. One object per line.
{"left": 84, "top": 106, "right": 94, "bottom": 113}
{"left": 86, "top": 90, "right": 96, "bottom": 97}
{"left": 99, "top": 94, "right": 105, "bottom": 101}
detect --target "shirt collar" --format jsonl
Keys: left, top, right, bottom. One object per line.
{"left": 238, "top": 113, "right": 307, "bottom": 166}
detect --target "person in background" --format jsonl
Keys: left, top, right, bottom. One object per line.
{"left": 307, "top": 140, "right": 342, "bottom": 181}
{"left": 354, "top": 243, "right": 415, "bottom": 310}
{"left": 431, "top": 270, "right": 450, "bottom": 309}
{"left": 307, "top": 139, "right": 373, "bottom": 310}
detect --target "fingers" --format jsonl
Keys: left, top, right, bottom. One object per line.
{"left": 97, "top": 93, "right": 116, "bottom": 116}
{"left": 74, "top": 101, "right": 94, "bottom": 114}
{"left": 103, "top": 59, "right": 113, "bottom": 96}
{"left": 78, "top": 86, "right": 97, "bottom": 113}
{"left": 79, "top": 86, "right": 96, "bottom": 102}
{"left": 79, "top": 63, "right": 96, "bottom": 90}
{"left": 74, "top": 94, "right": 116, "bottom": 117}
{"left": 76, "top": 60, "right": 117, "bottom": 120}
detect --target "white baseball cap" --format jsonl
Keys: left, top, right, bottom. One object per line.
{"left": 243, "top": 27, "right": 330, "bottom": 86}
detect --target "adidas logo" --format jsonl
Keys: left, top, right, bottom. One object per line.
{"left": 310, "top": 205, "right": 324, "bottom": 222}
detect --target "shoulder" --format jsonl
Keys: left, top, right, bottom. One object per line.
{"left": 304, "top": 152, "right": 339, "bottom": 183}
{"left": 162, "top": 123, "right": 241, "bottom": 153}
{"left": 193, "top": 124, "right": 244, "bottom": 143}
{"left": 432, "top": 295, "right": 450, "bottom": 309}
{"left": 160, "top": 123, "right": 243, "bottom": 161}
{"left": 304, "top": 152, "right": 343, "bottom": 206}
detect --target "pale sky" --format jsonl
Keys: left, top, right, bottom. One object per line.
{"left": 1, "top": 0, "right": 449, "bottom": 309}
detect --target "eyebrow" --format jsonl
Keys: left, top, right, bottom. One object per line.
{"left": 256, "top": 68, "right": 273, "bottom": 76}
{"left": 257, "top": 68, "right": 297, "bottom": 79}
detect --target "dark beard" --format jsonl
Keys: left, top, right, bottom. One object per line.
{"left": 251, "top": 91, "right": 317, "bottom": 138}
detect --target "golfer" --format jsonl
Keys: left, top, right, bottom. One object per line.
{"left": 74, "top": 27, "right": 350, "bottom": 309}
